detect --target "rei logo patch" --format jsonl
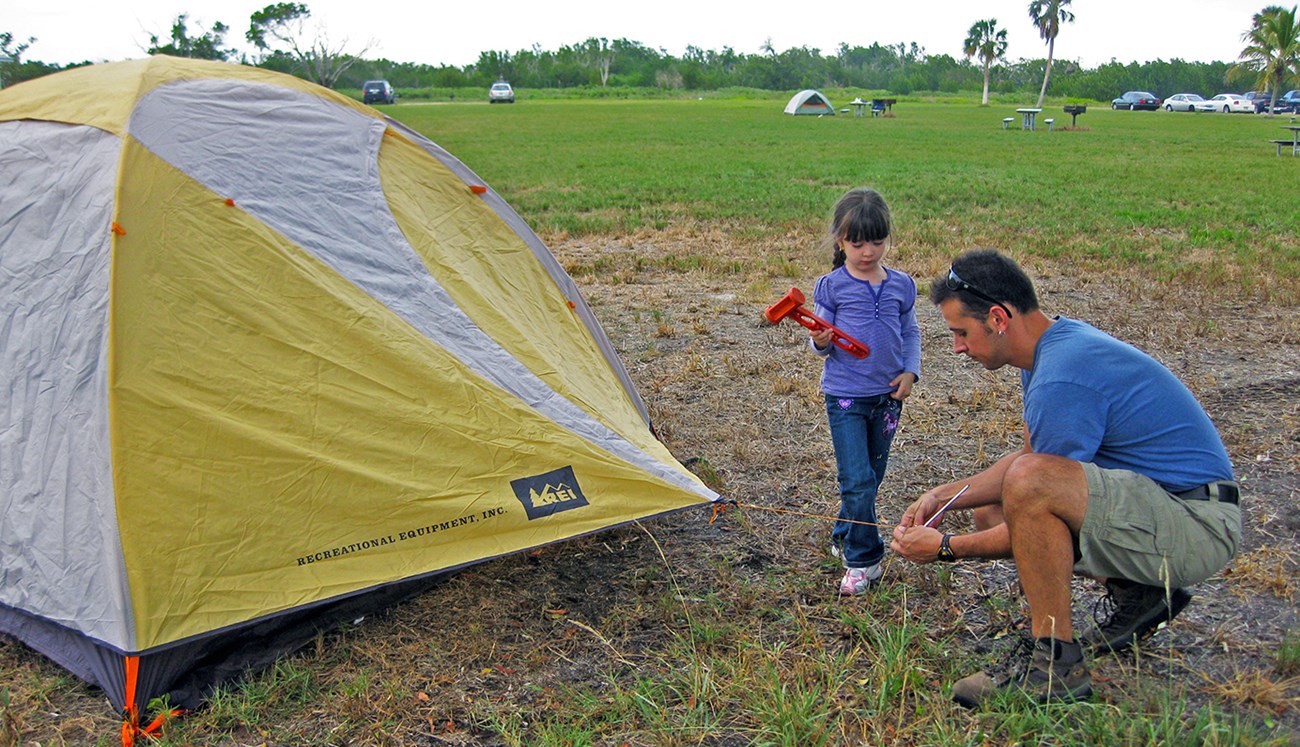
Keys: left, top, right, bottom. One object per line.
{"left": 510, "top": 466, "right": 590, "bottom": 520}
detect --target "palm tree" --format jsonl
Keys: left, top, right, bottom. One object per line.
{"left": 963, "top": 19, "right": 1009, "bottom": 106}
{"left": 1229, "top": 5, "right": 1300, "bottom": 115}
{"left": 1028, "top": 0, "right": 1075, "bottom": 108}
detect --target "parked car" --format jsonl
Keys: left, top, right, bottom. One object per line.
{"left": 1242, "top": 91, "right": 1273, "bottom": 113}
{"left": 1194, "top": 93, "right": 1254, "bottom": 113}
{"left": 1164, "top": 93, "right": 1204, "bottom": 112}
{"left": 488, "top": 81, "right": 515, "bottom": 104}
{"left": 1244, "top": 90, "right": 1298, "bottom": 114}
{"left": 1277, "top": 90, "right": 1300, "bottom": 112}
{"left": 1111, "top": 91, "right": 1161, "bottom": 110}
{"left": 362, "top": 80, "right": 395, "bottom": 105}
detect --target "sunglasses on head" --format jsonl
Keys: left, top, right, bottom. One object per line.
{"left": 946, "top": 267, "right": 1014, "bottom": 318}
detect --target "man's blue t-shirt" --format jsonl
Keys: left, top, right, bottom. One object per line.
{"left": 1022, "top": 317, "right": 1233, "bottom": 493}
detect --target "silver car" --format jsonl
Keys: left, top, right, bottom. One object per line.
{"left": 1164, "top": 93, "right": 1204, "bottom": 112}
{"left": 489, "top": 82, "right": 515, "bottom": 104}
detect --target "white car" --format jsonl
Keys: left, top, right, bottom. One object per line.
{"left": 1194, "top": 94, "right": 1254, "bottom": 113}
{"left": 1164, "top": 93, "right": 1204, "bottom": 112}
{"left": 488, "top": 82, "right": 515, "bottom": 104}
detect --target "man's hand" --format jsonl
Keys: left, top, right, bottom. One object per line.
{"left": 890, "top": 524, "right": 945, "bottom": 564}
{"left": 897, "top": 488, "right": 946, "bottom": 530}
{"left": 892, "top": 487, "right": 953, "bottom": 564}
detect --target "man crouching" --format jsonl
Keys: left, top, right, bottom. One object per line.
{"left": 891, "top": 249, "right": 1240, "bottom": 707}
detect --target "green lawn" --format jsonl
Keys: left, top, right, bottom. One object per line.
{"left": 393, "top": 98, "right": 1299, "bottom": 294}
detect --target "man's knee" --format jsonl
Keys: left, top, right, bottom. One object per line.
{"left": 1002, "top": 453, "right": 1089, "bottom": 527}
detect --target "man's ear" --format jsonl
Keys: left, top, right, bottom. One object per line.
{"left": 989, "top": 305, "right": 1011, "bottom": 332}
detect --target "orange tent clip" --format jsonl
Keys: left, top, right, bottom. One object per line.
{"left": 120, "top": 656, "right": 181, "bottom": 746}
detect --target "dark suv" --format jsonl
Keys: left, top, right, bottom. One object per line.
{"left": 362, "top": 80, "right": 396, "bottom": 105}
{"left": 1277, "top": 90, "right": 1300, "bottom": 113}
{"left": 1243, "top": 91, "right": 1272, "bottom": 113}
{"left": 1247, "top": 90, "right": 1298, "bottom": 114}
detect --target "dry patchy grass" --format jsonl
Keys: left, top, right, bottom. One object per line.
{"left": 2, "top": 226, "right": 1297, "bottom": 745}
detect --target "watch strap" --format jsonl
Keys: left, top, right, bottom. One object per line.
{"left": 937, "top": 533, "right": 957, "bottom": 562}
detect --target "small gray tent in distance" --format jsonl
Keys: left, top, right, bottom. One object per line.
{"left": 784, "top": 89, "right": 835, "bottom": 115}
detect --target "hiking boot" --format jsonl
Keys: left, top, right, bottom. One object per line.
{"left": 952, "top": 637, "right": 1093, "bottom": 709}
{"left": 1082, "top": 579, "right": 1192, "bottom": 655}
{"left": 838, "top": 564, "right": 883, "bottom": 595}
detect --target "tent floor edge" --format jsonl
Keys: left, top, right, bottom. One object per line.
{"left": 0, "top": 572, "right": 455, "bottom": 716}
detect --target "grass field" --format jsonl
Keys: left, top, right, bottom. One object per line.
{"left": 1, "top": 96, "right": 1297, "bottom": 746}
{"left": 399, "top": 97, "right": 1299, "bottom": 294}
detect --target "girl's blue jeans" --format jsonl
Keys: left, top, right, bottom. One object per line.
{"left": 825, "top": 393, "right": 902, "bottom": 568}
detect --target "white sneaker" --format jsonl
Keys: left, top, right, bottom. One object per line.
{"left": 838, "top": 564, "right": 883, "bottom": 595}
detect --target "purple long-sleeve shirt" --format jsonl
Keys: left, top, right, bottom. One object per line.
{"left": 810, "top": 266, "right": 922, "bottom": 397}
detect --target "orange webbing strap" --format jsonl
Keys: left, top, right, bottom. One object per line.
{"left": 120, "top": 656, "right": 182, "bottom": 745}
{"left": 121, "top": 655, "right": 140, "bottom": 746}
{"left": 708, "top": 499, "right": 736, "bottom": 524}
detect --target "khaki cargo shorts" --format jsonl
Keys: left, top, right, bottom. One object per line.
{"left": 1075, "top": 462, "right": 1241, "bottom": 588}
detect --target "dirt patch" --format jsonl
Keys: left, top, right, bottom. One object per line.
{"left": 2, "top": 231, "right": 1296, "bottom": 744}
{"left": 556, "top": 230, "right": 1299, "bottom": 729}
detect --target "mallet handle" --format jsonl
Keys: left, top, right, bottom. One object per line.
{"left": 764, "top": 288, "right": 870, "bottom": 359}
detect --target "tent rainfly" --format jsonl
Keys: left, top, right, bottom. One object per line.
{"left": 0, "top": 55, "right": 717, "bottom": 735}
{"left": 783, "top": 89, "right": 836, "bottom": 115}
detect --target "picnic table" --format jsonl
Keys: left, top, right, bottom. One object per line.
{"left": 850, "top": 98, "right": 868, "bottom": 117}
{"left": 1016, "top": 108, "right": 1043, "bottom": 131}
{"left": 1269, "top": 125, "right": 1300, "bottom": 156}
{"left": 871, "top": 98, "right": 896, "bottom": 116}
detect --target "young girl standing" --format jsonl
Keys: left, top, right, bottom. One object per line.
{"left": 809, "top": 187, "right": 921, "bottom": 595}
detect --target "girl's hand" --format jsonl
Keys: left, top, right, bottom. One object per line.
{"left": 810, "top": 328, "right": 834, "bottom": 350}
{"left": 890, "top": 372, "right": 917, "bottom": 400}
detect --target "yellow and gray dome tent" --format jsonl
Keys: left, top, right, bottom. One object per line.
{"left": 0, "top": 56, "right": 716, "bottom": 726}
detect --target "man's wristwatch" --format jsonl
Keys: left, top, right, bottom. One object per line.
{"left": 936, "top": 533, "right": 957, "bottom": 562}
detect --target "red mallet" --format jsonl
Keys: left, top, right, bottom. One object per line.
{"left": 764, "top": 287, "right": 870, "bottom": 359}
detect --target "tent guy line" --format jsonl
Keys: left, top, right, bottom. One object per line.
{"left": 709, "top": 499, "right": 893, "bottom": 530}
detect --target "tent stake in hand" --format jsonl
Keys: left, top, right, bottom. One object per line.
{"left": 924, "top": 484, "right": 970, "bottom": 528}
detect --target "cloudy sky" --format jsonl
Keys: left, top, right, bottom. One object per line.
{"left": 8, "top": 0, "right": 1266, "bottom": 69}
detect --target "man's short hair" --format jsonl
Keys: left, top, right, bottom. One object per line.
{"left": 930, "top": 249, "right": 1039, "bottom": 318}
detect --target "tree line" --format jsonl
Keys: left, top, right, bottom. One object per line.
{"left": 347, "top": 42, "right": 1239, "bottom": 104}
{"left": 0, "top": 36, "right": 1240, "bottom": 104}
{"left": 3, "top": 2, "right": 1296, "bottom": 105}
